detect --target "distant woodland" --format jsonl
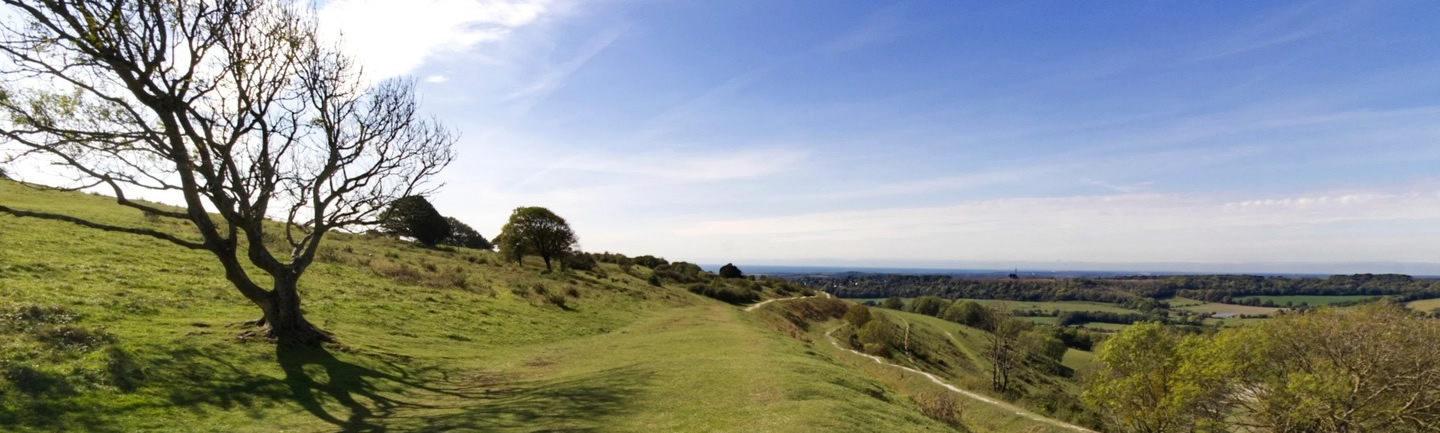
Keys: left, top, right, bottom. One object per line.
{"left": 791, "top": 273, "right": 1440, "bottom": 305}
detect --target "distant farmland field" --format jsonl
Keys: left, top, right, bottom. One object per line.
{"left": 1233, "top": 295, "right": 1378, "bottom": 306}
{"left": 1408, "top": 298, "right": 1440, "bottom": 312}
{"left": 1177, "top": 302, "right": 1280, "bottom": 316}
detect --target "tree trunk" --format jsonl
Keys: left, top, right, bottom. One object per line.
{"left": 542, "top": 255, "right": 552, "bottom": 271}
{"left": 253, "top": 274, "right": 333, "bottom": 346}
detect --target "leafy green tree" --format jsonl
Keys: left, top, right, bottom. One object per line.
{"left": 1083, "top": 322, "right": 1231, "bottom": 433}
{"left": 440, "top": 217, "right": 492, "bottom": 250}
{"left": 844, "top": 304, "right": 873, "bottom": 328}
{"left": 718, "top": 263, "right": 744, "bottom": 279}
{"left": 879, "top": 297, "right": 904, "bottom": 310}
{"left": 1219, "top": 305, "right": 1440, "bottom": 433}
{"left": 858, "top": 316, "right": 902, "bottom": 357}
{"left": 941, "top": 300, "right": 994, "bottom": 331}
{"left": 379, "top": 196, "right": 451, "bottom": 246}
{"left": 495, "top": 207, "right": 577, "bottom": 271}
{"left": 904, "top": 295, "right": 948, "bottom": 316}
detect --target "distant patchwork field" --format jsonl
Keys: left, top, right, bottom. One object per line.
{"left": 1173, "top": 300, "right": 1280, "bottom": 316}
{"left": 1408, "top": 298, "right": 1440, "bottom": 312}
{"left": 1233, "top": 295, "right": 1379, "bottom": 306}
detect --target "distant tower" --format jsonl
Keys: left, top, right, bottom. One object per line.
{"left": 1009, "top": 268, "right": 1019, "bottom": 279}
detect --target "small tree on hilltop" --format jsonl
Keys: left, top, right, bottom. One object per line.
{"left": 719, "top": 263, "right": 744, "bottom": 279}
{"left": 496, "top": 207, "right": 577, "bottom": 272}
{"left": 441, "top": 217, "right": 493, "bottom": 250}
{"left": 380, "top": 196, "right": 451, "bottom": 247}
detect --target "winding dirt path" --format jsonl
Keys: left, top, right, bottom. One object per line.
{"left": 746, "top": 294, "right": 1096, "bottom": 433}
{"left": 823, "top": 327, "right": 1096, "bottom": 432}
{"left": 742, "top": 290, "right": 832, "bottom": 312}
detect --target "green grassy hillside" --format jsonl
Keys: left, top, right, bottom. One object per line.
{"left": 0, "top": 180, "right": 1076, "bottom": 432}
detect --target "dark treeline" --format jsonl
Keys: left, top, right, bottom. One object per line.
{"left": 794, "top": 273, "right": 1440, "bottom": 303}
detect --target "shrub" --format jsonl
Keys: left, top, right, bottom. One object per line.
{"left": 718, "top": 263, "right": 743, "bottom": 278}
{"left": 879, "top": 297, "right": 904, "bottom": 310}
{"left": 441, "top": 217, "right": 493, "bottom": 250}
{"left": 633, "top": 255, "right": 668, "bottom": 269}
{"left": 648, "top": 273, "right": 662, "bottom": 286}
{"left": 914, "top": 391, "right": 964, "bottom": 426}
{"left": 687, "top": 282, "right": 760, "bottom": 305}
{"left": 905, "top": 295, "right": 949, "bottom": 316}
{"left": 379, "top": 195, "right": 451, "bottom": 246}
{"left": 656, "top": 262, "right": 707, "bottom": 283}
{"left": 562, "top": 252, "right": 597, "bottom": 271}
{"left": 545, "top": 292, "right": 568, "bottom": 309}
{"left": 844, "top": 304, "right": 873, "bottom": 327}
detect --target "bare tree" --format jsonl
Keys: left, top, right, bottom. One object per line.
{"left": 0, "top": 0, "right": 456, "bottom": 345}
{"left": 983, "top": 302, "right": 1025, "bottom": 392}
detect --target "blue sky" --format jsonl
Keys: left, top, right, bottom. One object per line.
{"left": 314, "top": 0, "right": 1440, "bottom": 271}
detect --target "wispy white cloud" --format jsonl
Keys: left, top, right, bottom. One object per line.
{"left": 555, "top": 147, "right": 809, "bottom": 182}
{"left": 1186, "top": 0, "right": 1365, "bottom": 63}
{"left": 823, "top": 4, "right": 906, "bottom": 54}
{"left": 424, "top": 74, "right": 449, "bottom": 83}
{"left": 502, "top": 25, "right": 628, "bottom": 109}
{"left": 317, "top": 0, "right": 555, "bottom": 79}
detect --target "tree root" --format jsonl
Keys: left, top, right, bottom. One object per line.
{"left": 234, "top": 319, "right": 336, "bottom": 347}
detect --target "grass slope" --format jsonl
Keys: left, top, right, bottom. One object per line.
{"left": 0, "top": 180, "right": 1052, "bottom": 432}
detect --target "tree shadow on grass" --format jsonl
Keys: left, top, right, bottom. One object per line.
{"left": 0, "top": 342, "right": 648, "bottom": 433}
{"left": 273, "top": 344, "right": 649, "bottom": 432}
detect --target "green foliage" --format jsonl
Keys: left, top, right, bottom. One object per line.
{"left": 879, "top": 297, "right": 904, "bottom": 310}
{"left": 940, "top": 300, "right": 994, "bottom": 331}
{"left": 1219, "top": 305, "right": 1440, "bottom": 433}
{"left": 632, "top": 255, "right": 668, "bottom": 269}
{"left": 718, "top": 263, "right": 743, "bottom": 279}
{"left": 857, "top": 316, "right": 903, "bottom": 357}
{"left": 440, "top": 216, "right": 492, "bottom": 250}
{"left": 495, "top": 206, "right": 578, "bottom": 271}
{"left": 561, "top": 252, "right": 597, "bottom": 271}
{"left": 1086, "top": 306, "right": 1440, "bottom": 433}
{"left": 655, "top": 262, "right": 707, "bottom": 284}
{"left": 1084, "top": 322, "right": 1241, "bottom": 433}
{"left": 843, "top": 304, "right": 872, "bottom": 328}
{"left": 903, "top": 295, "right": 948, "bottom": 316}
{"left": 686, "top": 282, "right": 760, "bottom": 305}
{"left": 808, "top": 273, "right": 1440, "bottom": 305}
{"left": 380, "top": 196, "right": 451, "bottom": 246}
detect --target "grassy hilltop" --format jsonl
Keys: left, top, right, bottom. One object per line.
{"left": 0, "top": 180, "right": 1077, "bottom": 433}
